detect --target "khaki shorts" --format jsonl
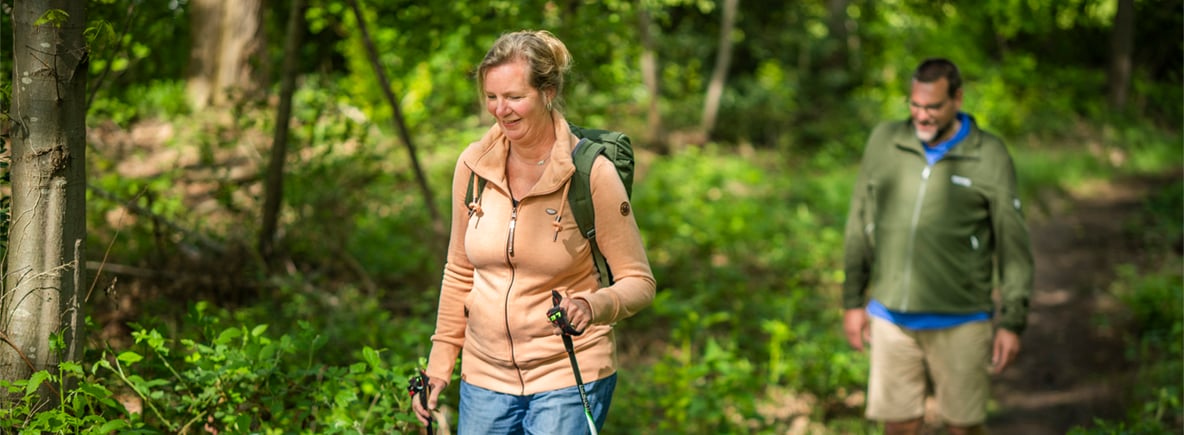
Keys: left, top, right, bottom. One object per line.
{"left": 866, "top": 316, "right": 992, "bottom": 426}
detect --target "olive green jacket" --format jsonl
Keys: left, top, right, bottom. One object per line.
{"left": 842, "top": 118, "right": 1034, "bottom": 333}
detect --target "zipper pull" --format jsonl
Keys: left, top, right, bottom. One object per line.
{"left": 508, "top": 206, "right": 518, "bottom": 257}
{"left": 921, "top": 166, "right": 931, "bottom": 179}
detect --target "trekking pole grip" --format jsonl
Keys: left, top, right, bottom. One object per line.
{"left": 547, "top": 290, "right": 584, "bottom": 336}
{"left": 408, "top": 370, "right": 433, "bottom": 433}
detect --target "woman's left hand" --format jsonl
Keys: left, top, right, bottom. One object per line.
{"left": 553, "top": 296, "right": 592, "bottom": 335}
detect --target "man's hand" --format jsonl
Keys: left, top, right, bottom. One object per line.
{"left": 411, "top": 376, "right": 447, "bottom": 427}
{"left": 991, "top": 328, "right": 1021, "bottom": 374}
{"left": 843, "top": 308, "right": 870, "bottom": 352}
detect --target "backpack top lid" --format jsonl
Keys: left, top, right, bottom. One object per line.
{"left": 568, "top": 123, "right": 634, "bottom": 198}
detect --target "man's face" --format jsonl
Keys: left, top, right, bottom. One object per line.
{"left": 908, "top": 78, "right": 962, "bottom": 143}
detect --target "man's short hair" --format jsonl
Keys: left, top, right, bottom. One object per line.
{"left": 913, "top": 58, "right": 962, "bottom": 97}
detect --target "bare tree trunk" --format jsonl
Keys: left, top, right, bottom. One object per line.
{"left": 701, "top": 0, "right": 738, "bottom": 141}
{"left": 186, "top": 0, "right": 266, "bottom": 110}
{"left": 260, "top": 0, "right": 307, "bottom": 262}
{"left": 824, "top": 0, "right": 851, "bottom": 75}
{"left": 639, "top": 6, "right": 665, "bottom": 151}
{"left": 2, "top": 0, "right": 87, "bottom": 405}
{"left": 215, "top": 0, "right": 265, "bottom": 105}
{"left": 1107, "top": 0, "right": 1134, "bottom": 109}
{"left": 186, "top": 0, "right": 221, "bottom": 109}
{"left": 346, "top": 0, "right": 445, "bottom": 247}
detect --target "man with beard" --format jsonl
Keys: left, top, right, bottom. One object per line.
{"left": 840, "top": 58, "right": 1034, "bottom": 435}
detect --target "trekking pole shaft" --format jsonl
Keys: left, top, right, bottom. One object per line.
{"left": 562, "top": 334, "right": 599, "bottom": 435}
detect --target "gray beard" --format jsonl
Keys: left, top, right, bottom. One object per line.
{"left": 916, "top": 120, "right": 954, "bottom": 144}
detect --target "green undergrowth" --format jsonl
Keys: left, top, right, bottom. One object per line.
{"left": 6, "top": 107, "right": 1180, "bottom": 432}
{"left": 1071, "top": 177, "right": 1184, "bottom": 434}
{"left": 1, "top": 284, "right": 444, "bottom": 433}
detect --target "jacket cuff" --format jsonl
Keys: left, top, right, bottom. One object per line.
{"left": 841, "top": 285, "right": 866, "bottom": 310}
{"left": 997, "top": 297, "right": 1029, "bottom": 335}
{"left": 573, "top": 294, "right": 603, "bottom": 324}
{"left": 426, "top": 342, "right": 460, "bottom": 387}
{"left": 997, "top": 313, "right": 1026, "bottom": 335}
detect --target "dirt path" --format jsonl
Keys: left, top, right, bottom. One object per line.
{"left": 982, "top": 174, "right": 1176, "bottom": 434}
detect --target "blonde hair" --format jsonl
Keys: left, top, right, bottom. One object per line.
{"left": 477, "top": 30, "right": 573, "bottom": 112}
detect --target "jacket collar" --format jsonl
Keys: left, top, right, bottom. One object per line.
{"left": 464, "top": 110, "right": 578, "bottom": 197}
{"left": 893, "top": 114, "right": 984, "bottom": 159}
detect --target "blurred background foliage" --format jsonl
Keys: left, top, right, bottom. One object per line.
{"left": 1, "top": 0, "right": 1181, "bottom": 432}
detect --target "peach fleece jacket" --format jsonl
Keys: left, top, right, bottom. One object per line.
{"left": 426, "top": 111, "right": 656, "bottom": 396}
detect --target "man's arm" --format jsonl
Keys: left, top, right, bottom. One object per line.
{"left": 990, "top": 143, "right": 1034, "bottom": 334}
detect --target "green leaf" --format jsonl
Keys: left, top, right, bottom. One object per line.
{"left": 350, "top": 362, "right": 368, "bottom": 374}
{"left": 58, "top": 360, "right": 83, "bottom": 374}
{"left": 26, "top": 371, "right": 50, "bottom": 396}
{"left": 251, "top": 324, "right": 269, "bottom": 337}
{"left": 117, "top": 351, "right": 144, "bottom": 365}
{"left": 34, "top": 9, "right": 69, "bottom": 28}
{"left": 362, "top": 346, "right": 382, "bottom": 369}
{"left": 79, "top": 383, "right": 113, "bottom": 399}
{"left": 90, "top": 419, "right": 130, "bottom": 435}
{"left": 216, "top": 327, "right": 243, "bottom": 345}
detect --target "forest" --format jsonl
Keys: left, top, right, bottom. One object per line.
{"left": 0, "top": 0, "right": 1181, "bottom": 433}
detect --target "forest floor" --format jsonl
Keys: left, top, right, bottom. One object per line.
{"left": 955, "top": 171, "right": 1182, "bottom": 434}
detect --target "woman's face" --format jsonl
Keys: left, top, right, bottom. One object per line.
{"left": 483, "top": 58, "right": 554, "bottom": 144}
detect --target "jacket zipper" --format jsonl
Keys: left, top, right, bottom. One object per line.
{"left": 504, "top": 201, "right": 525, "bottom": 392}
{"left": 900, "top": 165, "right": 931, "bottom": 310}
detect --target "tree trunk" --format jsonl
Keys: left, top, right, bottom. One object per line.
{"left": 639, "top": 6, "right": 665, "bottom": 151}
{"left": 701, "top": 0, "right": 738, "bottom": 141}
{"left": 1107, "top": 0, "right": 1134, "bottom": 109}
{"left": 186, "top": 0, "right": 266, "bottom": 110}
{"left": 824, "top": 0, "right": 852, "bottom": 79}
{"left": 2, "top": 0, "right": 87, "bottom": 404}
{"left": 260, "top": 0, "right": 307, "bottom": 263}
{"left": 346, "top": 0, "right": 445, "bottom": 248}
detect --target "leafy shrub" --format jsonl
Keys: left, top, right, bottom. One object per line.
{"left": 610, "top": 147, "right": 868, "bottom": 432}
{"left": 1071, "top": 257, "right": 1183, "bottom": 435}
{"left": 0, "top": 296, "right": 438, "bottom": 433}
{"left": 89, "top": 80, "right": 191, "bottom": 127}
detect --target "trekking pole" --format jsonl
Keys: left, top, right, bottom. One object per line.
{"left": 408, "top": 370, "right": 433, "bottom": 434}
{"left": 547, "top": 290, "right": 599, "bottom": 435}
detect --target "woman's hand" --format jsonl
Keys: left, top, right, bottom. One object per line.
{"left": 551, "top": 296, "right": 592, "bottom": 335}
{"left": 411, "top": 376, "right": 447, "bottom": 427}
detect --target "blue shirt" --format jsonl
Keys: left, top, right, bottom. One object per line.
{"left": 867, "top": 300, "right": 990, "bottom": 330}
{"left": 922, "top": 112, "right": 971, "bottom": 166}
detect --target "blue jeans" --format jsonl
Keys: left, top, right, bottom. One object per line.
{"left": 457, "top": 373, "right": 617, "bottom": 435}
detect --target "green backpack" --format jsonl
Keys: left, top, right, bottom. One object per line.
{"left": 465, "top": 122, "right": 634, "bottom": 288}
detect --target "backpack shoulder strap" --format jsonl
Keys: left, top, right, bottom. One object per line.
{"left": 464, "top": 169, "right": 488, "bottom": 215}
{"left": 569, "top": 138, "right": 613, "bottom": 288}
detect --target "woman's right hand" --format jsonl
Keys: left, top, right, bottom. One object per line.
{"left": 411, "top": 376, "right": 448, "bottom": 427}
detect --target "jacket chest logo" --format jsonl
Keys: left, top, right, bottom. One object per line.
{"left": 950, "top": 175, "right": 972, "bottom": 187}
